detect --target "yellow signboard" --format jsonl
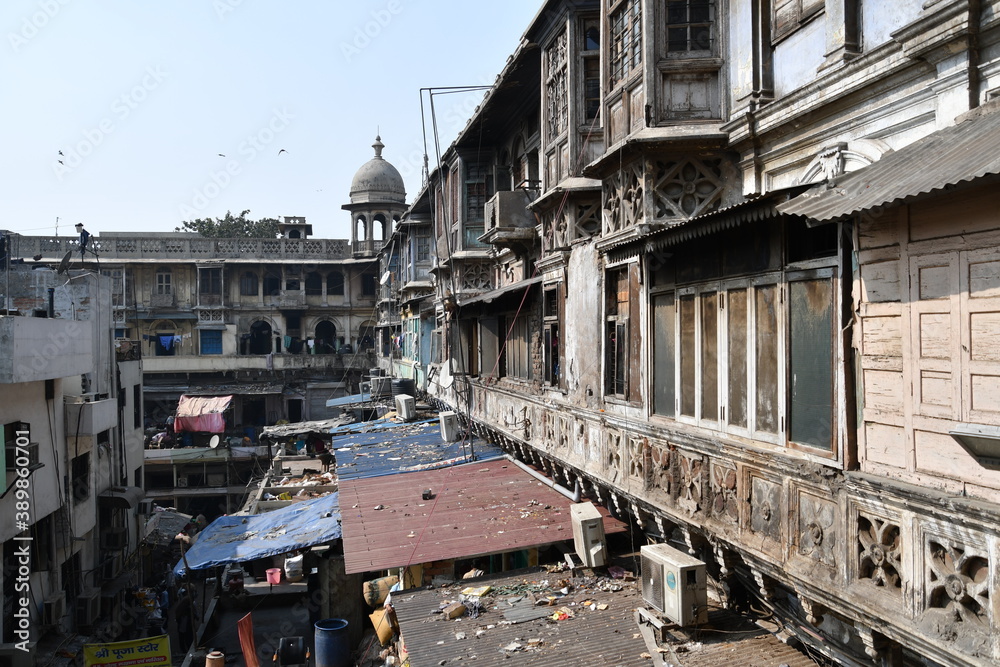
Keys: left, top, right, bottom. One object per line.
{"left": 84, "top": 634, "right": 172, "bottom": 667}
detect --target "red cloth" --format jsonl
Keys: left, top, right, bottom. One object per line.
{"left": 238, "top": 612, "right": 259, "bottom": 667}
{"left": 173, "top": 395, "right": 232, "bottom": 433}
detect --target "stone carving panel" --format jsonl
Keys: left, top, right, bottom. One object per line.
{"left": 796, "top": 490, "right": 837, "bottom": 566}
{"left": 677, "top": 452, "right": 703, "bottom": 516}
{"left": 857, "top": 512, "right": 903, "bottom": 595}
{"left": 709, "top": 461, "right": 738, "bottom": 526}
{"left": 572, "top": 419, "right": 586, "bottom": 459}
{"left": 626, "top": 436, "right": 647, "bottom": 485}
{"left": 649, "top": 444, "right": 672, "bottom": 499}
{"left": 748, "top": 474, "right": 781, "bottom": 542}
{"left": 461, "top": 262, "right": 492, "bottom": 291}
{"left": 923, "top": 534, "right": 990, "bottom": 636}
{"left": 604, "top": 430, "right": 623, "bottom": 483}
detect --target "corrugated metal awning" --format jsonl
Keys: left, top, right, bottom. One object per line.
{"left": 778, "top": 100, "right": 1000, "bottom": 223}
{"left": 457, "top": 276, "right": 542, "bottom": 308}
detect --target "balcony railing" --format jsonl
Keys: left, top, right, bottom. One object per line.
{"left": 11, "top": 234, "right": 353, "bottom": 261}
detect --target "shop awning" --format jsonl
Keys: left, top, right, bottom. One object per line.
{"left": 99, "top": 486, "right": 145, "bottom": 509}
{"left": 778, "top": 99, "right": 1000, "bottom": 223}
{"left": 174, "top": 395, "right": 233, "bottom": 433}
{"left": 173, "top": 493, "right": 341, "bottom": 576}
{"left": 457, "top": 276, "right": 542, "bottom": 308}
{"left": 143, "top": 510, "right": 193, "bottom": 547}
{"left": 262, "top": 416, "right": 355, "bottom": 438}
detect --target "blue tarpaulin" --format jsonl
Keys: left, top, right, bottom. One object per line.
{"left": 174, "top": 493, "right": 341, "bottom": 576}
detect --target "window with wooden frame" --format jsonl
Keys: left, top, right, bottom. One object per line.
{"left": 609, "top": 0, "right": 642, "bottom": 88}
{"left": 464, "top": 162, "right": 489, "bottom": 225}
{"left": 581, "top": 17, "right": 601, "bottom": 123}
{"left": 543, "top": 285, "right": 563, "bottom": 386}
{"left": 655, "top": 271, "right": 836, "bottom": 453}
{"left": 546, "top": 30, "right": 569, "bottom": 141}
{"left": 240, "top": 271, "right": 259, "bottom": 296}
{"left": 155, "top": 270, "right": 172, "bottom": 295}
{"left": 605, "top": 265, "right": 641, "bottom": 400}
{"left": 666, "top": 0, "right": 713, "bottom": 53}
{"left": 772, "top": 0, "right": 824, "bottom": 43}
{"left": 506, "top": 315, "right": 532, "bottom": 380}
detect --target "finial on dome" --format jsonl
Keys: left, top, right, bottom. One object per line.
{"left": 373, "top": 135, "right": 384, "bottom": 159}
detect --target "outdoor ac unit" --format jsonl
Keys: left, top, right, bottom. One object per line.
{"left": 439, "top": 411, "right": 459, "bottom": 441}
{"left": 640, "top": 543, "right": 707, "bottom": 627}
{"left": 176, "top": 476, "right": 188, "bottom": 488}
{"left": 76, "top": 590, "right": 100, "bottom": 629}
{"left": 570, "top": 502, "right": 607, "bottom": 567}
{"left": 207, "top": 473, "right": 225, "bottom": 487}
{"left": 43, "top": 593, "right": 66, "bottom": 626}
{"left": 100, "top": 527, "right": 127, "bottom": 551}
{"left": 395, "top": 394, "right": 416, "bottom": 421}
{"left": 136, "top": 499, "right": 155, "bottom": 515}
{"left": 101, "top": 554, "right": 120, "bottom": 579}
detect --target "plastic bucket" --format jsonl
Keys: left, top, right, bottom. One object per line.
{"left": 314, "top": 618, "right": 350, "bottom": 667}
{"left": 266, "top": 568, "right": 281, "bottom": 585}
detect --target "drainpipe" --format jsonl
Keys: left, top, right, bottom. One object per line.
{"left": 508, "top": 457, "right": 581, "bottom": 502}
{"left": 47, "top": 287, "right": 55, "bottom": 318}
{"left": 969, "top": 0, "right": 982, "bottom": 110}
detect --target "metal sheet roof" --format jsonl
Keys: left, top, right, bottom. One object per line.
{"left": 778, "top": 100, "right": 1000, "bottom": 222}
{"left": 456, "top": 276, "right": 542, "bottom": 308}
{"left": 332, "top": 422, "right": 503, "bottom": 481}
{"left": 338, "top": 460, "right": 626, "bottom": 574}
{"left": 392, "top": 567, "right": 649, "bottom": 667}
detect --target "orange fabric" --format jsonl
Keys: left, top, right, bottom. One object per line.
{"left": 238, "top": 612, "right": 259, "bottom": 667}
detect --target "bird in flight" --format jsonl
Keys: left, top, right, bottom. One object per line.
{"left": 58, "top": 150, "right": 64, "bottom": 156}
{"left": 278, "top": 149, "right": 288, "bottom": 155}
{"left": 58, "top": 160, "right": 64, "bottom": 165}
{"left": 218, "top": 153, "right": 226, "bottom": 157}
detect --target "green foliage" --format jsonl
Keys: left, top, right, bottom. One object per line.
{"left": 176, "top": 210, "right": 280, "bottom": 238}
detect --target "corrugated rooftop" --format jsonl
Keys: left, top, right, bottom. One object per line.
{"left": 338, "top": 460, "right": 626, "bottom": 574}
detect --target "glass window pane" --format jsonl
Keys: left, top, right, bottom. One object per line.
{"left": 680, "top": 294, "right": 696, "bottom": 416}
{"left": 653, "top": 293, "right": 676, "bottom": 416}
{"left": 728, "top": 289, "right": 747, "bottom": 428}
{"left": 701, "top": 292, "right": 718, "bottom": 421}
{"left": 755, "top": 285, "right": 779, "bottom": 433}
{"left": 789, "top": 278, "right": 834, "bottom": 449}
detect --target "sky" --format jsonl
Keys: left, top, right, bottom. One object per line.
{"left": 1, "top": 0, "right": 542, "bottom": 240}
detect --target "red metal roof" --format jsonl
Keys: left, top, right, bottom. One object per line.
{"left": 339, "top": 460, "right": 626, "bottom": 574}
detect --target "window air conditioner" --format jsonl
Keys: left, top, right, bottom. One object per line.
{"left": 43, "top": 592, "right": 66, "bottom": 626}
{"left": 570, "top": 502, "right": 607, "bottom": 567}
{"left": 395, "top": 394, "right": 416, "bottom": 422}
{"left": 76, "top": 590, "right": 100, "bottom": 630}
{"left": 439, "top": 411, "right": 459, "bottom": 442}
{"left": 640, "top": 543, "right": 707, "bottom": 627}
{"left": 176, "top": 476, "right": 188, "bottom": 488}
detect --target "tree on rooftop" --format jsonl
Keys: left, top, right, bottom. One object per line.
{"left": 176, "top": 210, "right": 280, "bottom": 238}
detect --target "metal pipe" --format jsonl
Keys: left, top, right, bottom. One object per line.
{"left": 508, "top": 456, "right": 581, "bottom": 502}
{"left": 47, "top": 287, "right": 55, "bottom": 318}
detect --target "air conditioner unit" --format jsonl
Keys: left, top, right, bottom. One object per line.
{"left": 640, "top": 543, "right": 707, "bottom": 627}
{"left": 439, "top": 411, "right": 458, "bottom": 442}
{"left": 43, "top": 592, "right": 66, "bottom": 626}
{"left": 176, "top": 476, "right": 188, "bottom": 488}
{"left": 101, "top": 554, "right": 120, "bottom": 579}
{"left": 76, "top": 589, "right": 100, "bottom": 630}
{"left": 570, "top": 502, "right": 607, "bottom": 567}
{"left": 137, "top": 499, "right": 155, "bottom": 516}
{"left": 395, "top": 394, "right": 416, "bottom": 421}
{"left": 207, "top": 473, "right": 225, "bottom": 487}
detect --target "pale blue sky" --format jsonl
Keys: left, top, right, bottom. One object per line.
{"left": 1, "top": 1, "right": 542, "bottom": 239}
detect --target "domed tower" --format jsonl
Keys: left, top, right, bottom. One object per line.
{"left": 342, "top": 135, "right": 407, "bottom": 258}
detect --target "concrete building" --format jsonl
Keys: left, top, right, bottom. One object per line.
{"left": 0, "top": 262, "right": 145, "bottom": 663}
{"left": 391, "top": 1, "right": 1000, "bottom": 665}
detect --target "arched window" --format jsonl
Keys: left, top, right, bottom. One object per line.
{"left": 358, "top": 321, "right": 376, "bottom": 351}
{"left": 151, "top": 321, "right": 178, "bottom": 357}
{"left": 305, "top": 272, "right": 323, "bottom": 296}
{"left": 263, "top": 269, "right": 281, "bottom": 296}
{"left": 374, "top": 214, "right": 386, "bottom": 241}
{"left": 248, "top": 320, "right": 273, "bottom": 355}
{"left": 240, "top": 271, "right": 259, "bottom": 296}
{"left": 326, "top": 271, "right": 344, "bottom": 296}
{"left": 355, "top": 215, "right": 367, "bottom": 240}
{"left": 288, "top": 229, "right": 301, "bottom": 239}
{"left": 315, "top": 320, "right": 337, "bottom": 354}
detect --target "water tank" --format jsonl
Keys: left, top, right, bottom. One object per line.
{"left": 370, "top": 377, "right": 392, "bottom": 398}
{"left": 391, "top": 378, "right": 416, "bottom": 398}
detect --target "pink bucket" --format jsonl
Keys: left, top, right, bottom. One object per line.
{"left": 266, "top": 568, "right": 281, "bottom": 585}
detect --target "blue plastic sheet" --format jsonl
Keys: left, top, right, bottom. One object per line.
{"left": 174, "top": 493, "right": 341, "bottom": 576}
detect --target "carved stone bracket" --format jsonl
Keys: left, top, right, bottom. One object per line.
{"left": 854, "top": 623, "right": 899, "bottom": 663}
{"left": 630, "top": 503, "right": 646, "bottom": 529}
{"left": 800, "top": 596, "right": 826, "bottom": 626}
{"left": 750, "top": 568, "right": 776, "bottom": 601}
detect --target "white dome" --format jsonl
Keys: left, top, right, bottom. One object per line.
{"left": 349, "top": 136, "right": 406, "bottom": 205}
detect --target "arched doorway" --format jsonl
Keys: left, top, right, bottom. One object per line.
{"left": 358, "top": 320, "right": 376, "bottom": 351}
{"left": 315, "top": 320, "right": 337, "bottom": 354}
{"left": 248, "top": 320, "right": 273, "bottom": 355}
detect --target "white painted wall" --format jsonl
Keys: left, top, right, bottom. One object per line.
{"left": 773, "top": 19, "right": 827, "bottom": 97}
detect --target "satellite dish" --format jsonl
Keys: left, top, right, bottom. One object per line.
{"left": 209, "top": 435, "right": 220, "bottom": 449}
{"left": 56, "top": 250, "right": 72, "bottom": 275}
